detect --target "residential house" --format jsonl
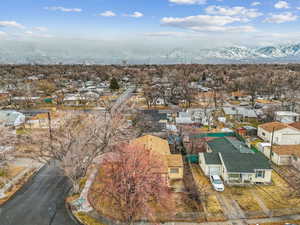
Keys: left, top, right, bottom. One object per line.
{"left": 289, "top": 121, "right": 300, "bottom": 130}
{"left": 292, "top": 153, "right": 300, "bottom": 171}
{"left": 236, "top": 126, "right": 257, "bottom": 137}
{"left": 155, "top": 97, "right": 166, "bottom": 106}
{"left": 199, "top": 137, "right": 272, "bottom": 185}
{"left": 231, "top": 91, "right": 249, "bottom": 101}
{"left": 130, "top": 135, "right": 183, "bottom": 183}
{"left": 25, "top": 112, "right": 59, "bottom": 129}
{"left": 175, "top": 111, "right": 194, "bottom": 125}
{"left": 275, "top": 111, "right": 300, "bottom": 123}
{"left": 0, "top": 110, "right": 25, "bottom": 127}
{"left": 258, "top": 122, "right": 300, "bottom": 145}
{"left": 223, "top": 106, "right": 258, "bottom": 122}
{"left": 261, "top": 145, "right": 300, "bottom": 166}
{"left": 140, "top": 110, "right": 168, "bottom": 132}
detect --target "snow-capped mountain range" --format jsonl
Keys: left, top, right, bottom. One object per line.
{"left": 1, "top": 40, "right": 300, "bottom": 64}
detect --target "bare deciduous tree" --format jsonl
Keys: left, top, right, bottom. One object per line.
{"left": 23, "top": 108, "right": 134, "bottom": 193}
{"left": 90, "top": 143, "right": 174, "bottom": 225}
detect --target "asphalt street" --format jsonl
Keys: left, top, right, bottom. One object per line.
{"left": 0, "top": 162, "right": 79, "bottom": 225}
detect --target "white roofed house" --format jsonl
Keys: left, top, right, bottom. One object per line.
{"left": 275, "top": 111, "right": 300, "bottom": 124}
{"left": 175, "top": 111, "right": 194, "bottom": 125}
{"left": 0, "top": 110, "right": 25, "bottom": 127}
{"left": 223, "top": 106, "right": 258, "bottom": 122}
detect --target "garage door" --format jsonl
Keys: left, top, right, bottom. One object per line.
{"left": 208, "top": 166, "right": 221, "bottom": 176}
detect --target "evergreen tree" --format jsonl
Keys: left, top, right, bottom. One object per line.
{"left": 110, "top": 77, "right": 119, "bottom": 90}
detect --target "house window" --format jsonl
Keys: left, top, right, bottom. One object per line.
{"left": 255, "top": 170, "right": 265, "bottom": 178}
{"left": 228, "top": 174, "right": 241, "bottom": 179}
{"left": 262, "top": 132, "right": 266, "bottom": 136}
{"left": 170, "top": 168, "right": 179, "bottom": 174}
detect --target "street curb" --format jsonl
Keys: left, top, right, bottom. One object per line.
{"left": 0, "top": 164, "right": 44, "bottom": 206}
{"left": 65, "top": 201, "right": 85, "bottom": 225}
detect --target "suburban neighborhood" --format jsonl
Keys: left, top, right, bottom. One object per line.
{"left": 0, "top": 64, "right": 300, "bottom": 225}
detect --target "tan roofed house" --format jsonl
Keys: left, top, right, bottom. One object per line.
{"left": 258, "top": 122, "right": 289, "bottom": 133}
{"left": 262, "top": 145, "right": 300, "bottom": 167}
{"left": 130, "top": 135, "right": 183, "bottom": 182}
{"left": 166, "top": 155, "right": 184, "bottom": 180}
{"left": 272, "top": 145, "right": 300, "bottom": 157}
{"left": 290, "top": 122, "right": 300, "bottom": 130}
{"left": 258, "top": 122, "right": 300, "bottom": 145}
{"left": 130, "top": 135, "right": 171, "bottom": 155}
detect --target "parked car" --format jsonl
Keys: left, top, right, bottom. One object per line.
{"left": 210, "top": 175, "right": 225, "bottom": 192}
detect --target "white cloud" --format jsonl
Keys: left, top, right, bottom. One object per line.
{"left": 99, "top": 11, "right": 116, "bottom": 17}
{"left": 23, "top": 31, "right": 54, "bottom": 38}
{"left": 24, "top": 31, "right": 33, "bottom": 35}
{"left": 124, "top": 12, "right": 144, "bottom": 18}
{"left": 169, "top": 0, "right": 207, "bottom": 5}
{"left": 274, "top": 1, "right": 289, "bottom": 9}
{"left": 34, "top": 27, "right": 48, "bottom": 32}
{"left": 0, "top": 31, "right": 7, "bottom": 37}
{"left": 0, "top": 21, "right": 25, "bottom": 29}
{"left": 161, "top": 15, "right": 256, "bottom": 32}
{"left": 205, "top": 6, "right": 263, "bottom": 19}
{"left": 251, "top": 2, "right": 261, "bottom": 6}
{"left": 45, "top": 6, "right": 82, "bottom": 12}
{"left": 264, "top": 12, "right": 297, "bottom": 23}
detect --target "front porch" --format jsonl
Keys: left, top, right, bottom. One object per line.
{"left": 226, "top": 173, "right": 254, "bottom": 185}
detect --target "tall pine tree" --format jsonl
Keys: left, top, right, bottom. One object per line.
{"left": 110, "top": 77, "right": 119, "bottom": 90}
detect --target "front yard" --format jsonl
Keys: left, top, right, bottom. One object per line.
{"left": 88, "top": 168, "right": 205, "bottom": 223}
{"left": 191, "top": 164, "right": 300, "bottom": 220}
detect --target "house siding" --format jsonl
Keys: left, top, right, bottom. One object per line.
{"left": 258, "top": 127, "right": 300, "bottom": 145}
{"left": 292, "top": 156, "right": 300, "bottom": 171}
{"left": 168, "top": 167, "right": 183, "bottom": 180}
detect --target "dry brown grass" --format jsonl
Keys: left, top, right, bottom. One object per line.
{"left": 250, "top": 220, "right": 300, "bottom": 225}
{"left": 0, "top": 168, "right": 35, "bottom": 205}
{"left": 206, "top": 195, "right": 223, "bottom": 214}
{"left": 225, "top": 186, "right": 262, "bottom": 212}
{"left": 254, "top": 172, "right": 300, "bottom": 211}
{"left": 75, "top": 212, "right": 106, "bottom": 225}
{"left": 190, "top": 165, "right": 212, "bottom": 193}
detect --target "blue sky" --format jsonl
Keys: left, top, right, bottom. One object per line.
{"left": 1, "top": 0, "right": 300, "bottom": 47}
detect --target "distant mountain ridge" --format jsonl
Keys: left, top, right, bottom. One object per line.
{"left": 200, "top": 44, "right": 300, "bottom": 60}
{"left": 0, "top": 41, "right": 300, "bottom": 64}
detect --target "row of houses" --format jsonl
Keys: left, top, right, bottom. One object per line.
{"left": 257, "top": 121, "right": 300, "bottom": 170}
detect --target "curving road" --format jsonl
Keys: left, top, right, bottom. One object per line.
{"left": 0, "top": 161, "right": 79, "bottom": 225}
{"left": 0, "top": 88, "right": 135, "bottom": 225}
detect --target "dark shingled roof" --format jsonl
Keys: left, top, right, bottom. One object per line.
{"left": 207, "top": 137, "right": 271, "bottom": 173}
{"left": 204, "top": 153, "right": 221, "bottom": 165}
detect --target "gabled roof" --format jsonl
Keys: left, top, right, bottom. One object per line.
{"left": 271, "top": 145, "right": 300, "bottom": 157}
{"left": 223, "top": 107, "right": 257, "bottom": 118}
{"left": 258, "top": 122, "right": 289, "bottom": 132}
{"left": 130, "top": 135, "right": 171, "bottom": 155}
{"left": 166, "top": 155, "right": 183, "bottom": 167}
{"left": 207, "top": 137, "right": 271, "bottom": 173}
{"left": 204, "top": 153, "right": 221, "bottom": 165}
{"left": 290, "top": 122, "right": 300, "bottom": 130}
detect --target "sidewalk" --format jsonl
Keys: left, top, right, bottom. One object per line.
{"left": 0, "top": 167, "right": 31, "bottom": 198}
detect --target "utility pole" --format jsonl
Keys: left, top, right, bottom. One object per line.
{"left": 47, "top": 112, "right": 52, "bottom": 141}
{"left": 269, "top": 127, "right": 275, "bottom": 162}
